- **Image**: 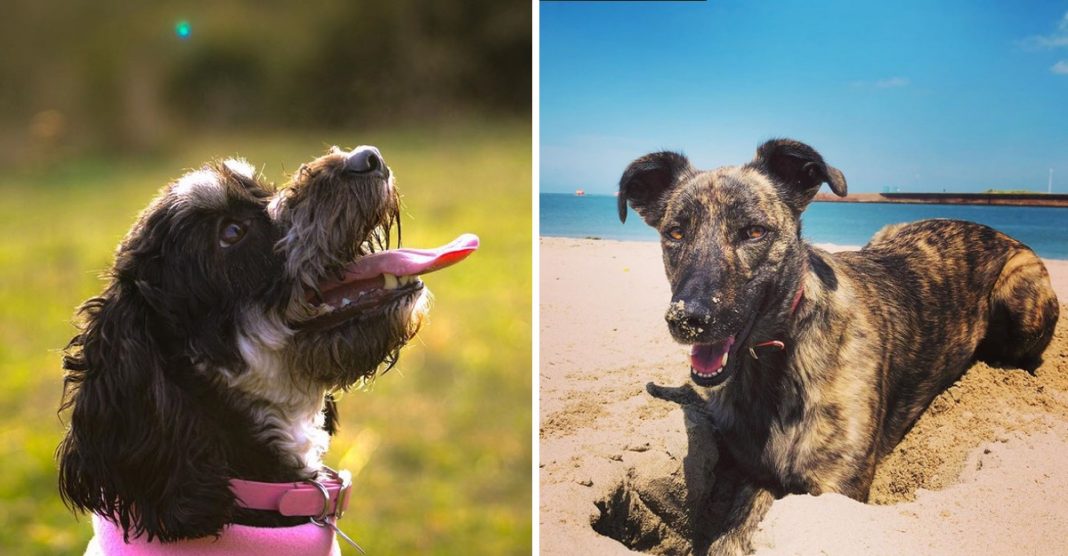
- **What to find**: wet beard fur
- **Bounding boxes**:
[287,288,430,388]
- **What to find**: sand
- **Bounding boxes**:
[539,237,1068,555]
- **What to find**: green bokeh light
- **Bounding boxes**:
[175,20,191,39]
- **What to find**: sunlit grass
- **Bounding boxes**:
[0,120,532,554]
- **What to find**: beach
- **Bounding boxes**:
[539,237,1068,555]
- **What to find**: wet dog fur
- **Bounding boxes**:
[619,139,1060,554]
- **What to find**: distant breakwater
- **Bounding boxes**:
[815,192,1068,208]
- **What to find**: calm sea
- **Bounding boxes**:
[540,193,1068,259]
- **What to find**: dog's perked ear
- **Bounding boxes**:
[618,151,693,227]
[752,139,847,213]
[58,282,233,542]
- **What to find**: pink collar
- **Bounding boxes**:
[229,467,352,520]
[87,513,341,556]
[85,468,355,555]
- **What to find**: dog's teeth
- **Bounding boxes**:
[721,352,729,367]
[341,298,351,307]
[383,273,399,290]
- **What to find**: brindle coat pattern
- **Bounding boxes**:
[619,139,1059,554]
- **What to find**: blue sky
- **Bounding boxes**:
[541,1,1068,194]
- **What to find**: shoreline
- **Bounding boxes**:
[539,234,1068,263]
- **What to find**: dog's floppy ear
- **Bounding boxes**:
[58,281,233,542]
[753,139,847,213]
[618,151,693,227]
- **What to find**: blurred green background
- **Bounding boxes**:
[0,1,531,554]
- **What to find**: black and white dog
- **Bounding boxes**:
[58,146,477,552]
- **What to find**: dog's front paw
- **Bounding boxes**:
[646,381,707,407]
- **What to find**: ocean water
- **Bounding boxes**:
[540,193,1068,259]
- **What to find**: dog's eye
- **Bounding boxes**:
[219,221,247,247]
[666,227,685,241]
[743,225,768,241]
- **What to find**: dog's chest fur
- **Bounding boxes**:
[707,243,1002,497]
[707,266,884,496]
[230,331,330,474]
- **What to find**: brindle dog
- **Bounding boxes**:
[618,139,1059,554]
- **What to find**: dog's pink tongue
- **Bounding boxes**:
[337,233,479,282]
[690,336,735,374]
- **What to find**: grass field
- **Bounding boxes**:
[0,120,532,554]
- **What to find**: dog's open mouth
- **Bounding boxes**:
[300,233,479,328]
[690,336,736,387]
[689,312,760,387]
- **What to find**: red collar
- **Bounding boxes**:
[230,467,352,520]
[748,279,805,358]
[789,282,804,315]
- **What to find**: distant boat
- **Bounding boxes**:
[575,189,585,196]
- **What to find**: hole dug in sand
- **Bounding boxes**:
[586,334,1068,556]
[590,387,723,556]
[590,470,691,554]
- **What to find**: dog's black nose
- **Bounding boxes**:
[665,300,713,340]
[344,146,387,177]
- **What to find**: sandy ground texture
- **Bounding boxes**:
[539,237,1068,556]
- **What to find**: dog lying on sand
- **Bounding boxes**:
[618,138,1059,554]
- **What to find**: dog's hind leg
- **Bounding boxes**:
[974,249,1059,373]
